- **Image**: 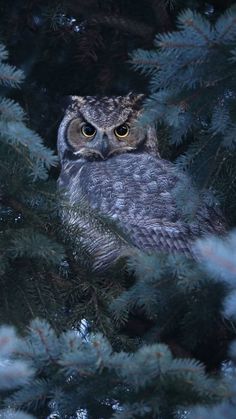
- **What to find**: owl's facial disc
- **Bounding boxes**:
[66,119,110,160]
[66,116,143,160]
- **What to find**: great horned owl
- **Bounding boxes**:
[57,93,225,271]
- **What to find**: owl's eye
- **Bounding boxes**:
[114,124,130,139]
[81,123,96,138]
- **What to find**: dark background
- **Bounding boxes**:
[1,0,234,156]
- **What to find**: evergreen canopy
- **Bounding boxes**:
[1,1,236,418]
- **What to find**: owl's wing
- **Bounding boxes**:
[117,208,226,256]
[120,218,193,255]
[61,154,226,264]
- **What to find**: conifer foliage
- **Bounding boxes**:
[131,6,236,224]
[0,44,65,328]
[0,318,227,418]
[0,324,35,419]
[1,2,236,418]
[190,231,236,418]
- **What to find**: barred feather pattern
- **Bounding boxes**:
[58,151,225,271]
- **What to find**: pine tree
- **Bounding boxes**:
[0,317,227,418]
[131,6,236,224]
[0,43,66,329]
[190,231,236,419]
[0,324,35,419]
[1,1,236,418]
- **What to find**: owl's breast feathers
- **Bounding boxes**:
[59,152,225,268]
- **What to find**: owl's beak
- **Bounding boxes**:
[99,134,110,159]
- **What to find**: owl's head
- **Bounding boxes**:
[58,93,158,162]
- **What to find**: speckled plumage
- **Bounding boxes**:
[58,94,225,271]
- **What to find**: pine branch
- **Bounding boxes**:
[0,43,9,61]
[0,63,24,87]
[88,14,154,39]
[216,6,236,42]
[0,326,34,395]
[8,228,65,265]
[130,49,160,75]
[0,98,26,122]
[194,231,236,283]
[0,319,228,417]
[0,410,35,419]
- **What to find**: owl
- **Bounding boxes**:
[57,93,225,271]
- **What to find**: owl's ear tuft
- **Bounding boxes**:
[70,95,85,103]
[126,92,146,109]
[62,96,86,113]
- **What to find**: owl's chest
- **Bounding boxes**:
[69,155,178,221]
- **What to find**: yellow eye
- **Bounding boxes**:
[114,124,130,139]
[81,123,96,138]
